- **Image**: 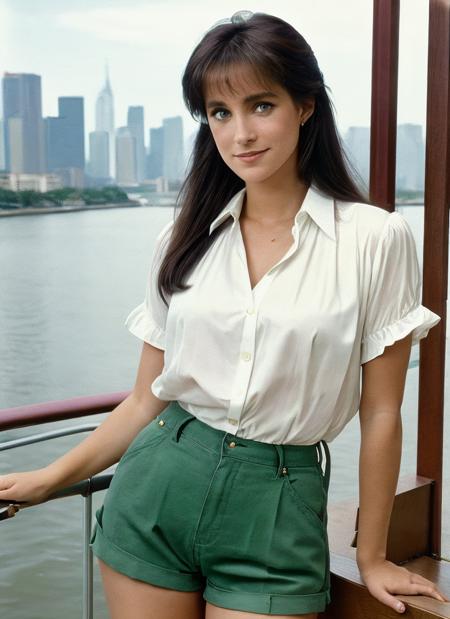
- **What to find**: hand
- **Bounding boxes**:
[0,468,56,508]
[358,558,450,613]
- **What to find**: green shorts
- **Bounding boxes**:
[90,401,331,615]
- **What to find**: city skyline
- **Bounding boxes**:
[1,0,430,142]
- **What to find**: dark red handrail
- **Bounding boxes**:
[0,391,131,431]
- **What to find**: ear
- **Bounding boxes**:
[299,97,315,124]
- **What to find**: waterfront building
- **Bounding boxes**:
[162,115,184,182]
[45,97,85,187]
[127,106,145,183]
[89,131,110,180]
[1,172,62,192]
[147,126,164,180]
[115,127,137,186]
[2,72,45,174]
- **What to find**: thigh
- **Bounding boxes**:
[205,603,317,619]
[98,558,206,619]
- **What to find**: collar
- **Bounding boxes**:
[208,183,336,241]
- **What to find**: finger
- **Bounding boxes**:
[409,583,448,602]
[371,588,406,614]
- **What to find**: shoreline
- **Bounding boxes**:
[0,199,423,218]
[0,201,144,217]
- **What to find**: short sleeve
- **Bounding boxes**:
[124,220,174,350]
[360,211,441,364]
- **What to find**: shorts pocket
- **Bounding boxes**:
[283,465,327,531]
[120,416,170,463]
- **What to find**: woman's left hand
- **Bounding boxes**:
[358,558,450,614]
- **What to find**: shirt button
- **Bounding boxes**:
[228,417,238,426]
[158,420,165,426]
[229,441,236,448]
[246,307,255,315]
[241,351,251,361]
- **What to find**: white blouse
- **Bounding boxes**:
[125,184,441,445]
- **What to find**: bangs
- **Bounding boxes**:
[183,36,282,124]
[203,60,277,104]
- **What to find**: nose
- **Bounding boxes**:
[234,113,256,145]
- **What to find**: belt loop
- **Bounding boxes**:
[316,441,323,470]
[274,444,285,478]
[171,413,196,443]
[320,440,331,494]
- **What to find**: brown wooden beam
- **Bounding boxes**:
[369,0,400,209]
[418,0,450,560]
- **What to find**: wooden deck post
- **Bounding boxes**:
[369,0,400,210]
[418,0,450,560]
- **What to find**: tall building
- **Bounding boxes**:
[89,130,110,180]
[127,106,145,182]
[343,126,370,187]
[0,120,5,170]
[115,126,137,186]
[95,66,115,178]
[344,124,425,192]
[396,124,424,191]
[162,116,184,181]
[45,97,85,184]
[2,72,45,173]
[147,126,164,179]
[58,97,85,169]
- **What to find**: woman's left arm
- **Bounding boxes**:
[357,332,449,614]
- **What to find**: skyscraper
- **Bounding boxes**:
[2,72,45,174]
[162,116,184,181]
[95,66,115,178]
[45,97,85,174]
[116,127,137,186]
[147,126,164,180]
[396,124,424,191]
[0,120,5,170]
[344,126,370,187]
[127,106,145,183]
[89,131,110,180]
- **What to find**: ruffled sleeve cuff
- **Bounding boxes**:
[360,304,441,365]
[124,302,166,350]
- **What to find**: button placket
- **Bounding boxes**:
[226,223,301,432]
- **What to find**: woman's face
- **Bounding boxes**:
[204,65,314,185]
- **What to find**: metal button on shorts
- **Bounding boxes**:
[90,401,331,616]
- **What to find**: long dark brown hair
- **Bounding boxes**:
[157,11,368,306]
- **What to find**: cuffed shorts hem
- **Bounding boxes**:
[203,579,331,615]
[90,519,204,592]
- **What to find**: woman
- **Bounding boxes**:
[0,10,447,619]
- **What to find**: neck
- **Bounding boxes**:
[242,178,309,226]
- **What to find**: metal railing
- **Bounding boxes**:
[0,391,131,619]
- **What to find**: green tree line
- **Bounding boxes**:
[0,186,130,209]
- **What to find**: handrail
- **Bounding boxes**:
[0,390,131,431]
[0,400,124,619]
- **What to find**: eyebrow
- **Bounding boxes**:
[206,91,279,109]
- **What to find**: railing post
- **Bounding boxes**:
[82,483,93,619]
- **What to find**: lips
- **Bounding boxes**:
[235,149,269,157]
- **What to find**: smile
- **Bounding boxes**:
[235,149,269,162]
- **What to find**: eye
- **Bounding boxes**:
[255,102,274,113]
[210,108,230,121]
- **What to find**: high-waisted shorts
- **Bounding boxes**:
[90,401,332,615]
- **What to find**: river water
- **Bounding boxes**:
[0,204,448,618]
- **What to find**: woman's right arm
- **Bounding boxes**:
[0,342,169,505]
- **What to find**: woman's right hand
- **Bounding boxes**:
[0,467,56,507]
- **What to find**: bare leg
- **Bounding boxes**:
[98,558,206,619]
[205,602,318,619]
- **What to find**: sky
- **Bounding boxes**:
[1,0,429,150]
